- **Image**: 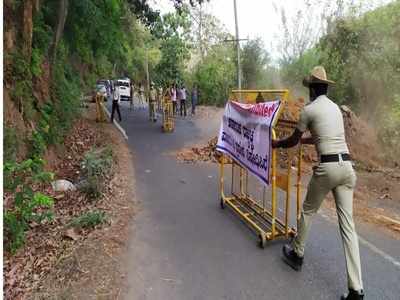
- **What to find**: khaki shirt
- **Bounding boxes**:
[150,88,157,102]
[297,95,349,155]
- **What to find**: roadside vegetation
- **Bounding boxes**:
[4,158,54,253]
[277,0,400,161]
[80,147,114,200]
[3,0,203,254]
[68,210,107,229]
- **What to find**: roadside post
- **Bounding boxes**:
[217,90,303,248]
[162,92,175,133]
[95,92,107,123]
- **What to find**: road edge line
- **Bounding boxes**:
[319,213,400,269]
[358,235,400,269]
[101,103,128,140]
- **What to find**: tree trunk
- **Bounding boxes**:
[34,0,40,13]
[22,0,34,59]
[21,0,40,59]
[51,0,69,64]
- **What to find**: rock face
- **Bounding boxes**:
[51,180,77,192]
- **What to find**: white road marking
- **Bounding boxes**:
[358,236,400,269]
[320,209,400,269]
[101,103,129,140]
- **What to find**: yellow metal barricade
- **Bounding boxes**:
[162,95,174,132]
[219,90,303,248]
[95,93,107,123]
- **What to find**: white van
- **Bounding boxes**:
[117,79,131,101]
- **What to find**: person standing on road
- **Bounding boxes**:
[149,83,157,122]
[106,80,113,103]
[138,82,145,109]
[191,84,198,115]
[156,86,162,112]
[272,66,364,300]
[180,85,187,117]
[176,84,181,114]
[130,80,134,110]
[111,81,122,122]
[171,83,177,116]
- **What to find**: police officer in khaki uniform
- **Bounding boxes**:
[272,66,364,300]
[149,83,157,122]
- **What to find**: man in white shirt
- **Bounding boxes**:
[171,84,177,115]
[180,85,187,117]
[111,81,122,122]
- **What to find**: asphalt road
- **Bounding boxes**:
[111,101,400,300]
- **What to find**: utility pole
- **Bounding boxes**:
[145,51,150,99]
[199,3,203,59]
[233,0,241,90]
[145,49,151,119]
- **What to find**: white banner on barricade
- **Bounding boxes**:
[216,100,281,185]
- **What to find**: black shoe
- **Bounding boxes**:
[341,289,364,300]
[282,244,303,271]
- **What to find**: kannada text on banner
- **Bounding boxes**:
[216,100,281,185]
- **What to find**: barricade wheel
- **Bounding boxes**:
[220,197,225,209]
[258,234,266,249]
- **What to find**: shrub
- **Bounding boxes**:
[68,210,107,229]
[4,125,19,162]
[4,158,54,253]
[28,130,46,158]
[380,94,400,163]
[30,48,43,77]
[52,42,82,135]
[80,147,113,199]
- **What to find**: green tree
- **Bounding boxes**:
[153,9,192,85]
[193,43,236,106]
[241,38,271,89]
[188,6,231,60]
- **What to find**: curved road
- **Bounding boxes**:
[112,101,400,300]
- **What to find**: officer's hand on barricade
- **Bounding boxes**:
[271,140,280,148]
[300,136,314,145]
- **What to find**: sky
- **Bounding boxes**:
[151,0,393,61]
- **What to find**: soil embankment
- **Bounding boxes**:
[4,104,136,299]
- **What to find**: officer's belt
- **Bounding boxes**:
[320,153,351,163]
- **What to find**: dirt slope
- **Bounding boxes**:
[4,105,136,299]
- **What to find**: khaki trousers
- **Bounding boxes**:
[149,101,157,121]
[293,160,363,291]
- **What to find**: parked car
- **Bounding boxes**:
[117,79,131,101]
[97,79,107,85]
[96,84,107,101]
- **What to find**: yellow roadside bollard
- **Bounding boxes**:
[95,92,107,123]
[218,89,303,248]
[162,92,174,132]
